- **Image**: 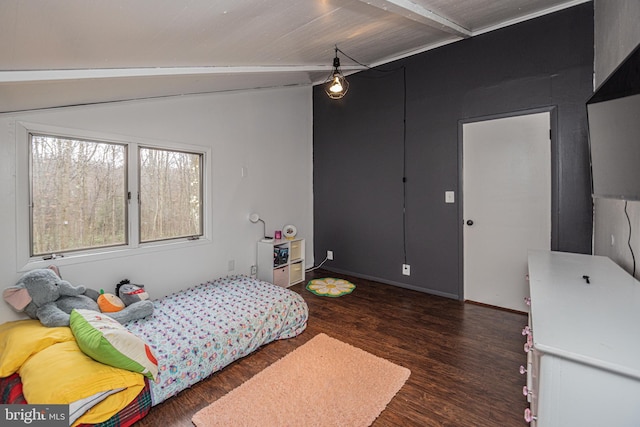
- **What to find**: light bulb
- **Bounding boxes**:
[329,76,343,93]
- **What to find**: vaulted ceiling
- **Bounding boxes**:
[0,0,590,113]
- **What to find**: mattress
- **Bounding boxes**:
[0,275,308,425]
[124,275,308,405]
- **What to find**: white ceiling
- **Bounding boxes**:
[0,0,590,113]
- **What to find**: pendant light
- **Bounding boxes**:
[324,46,349,100]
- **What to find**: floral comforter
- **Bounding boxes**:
[124,276,308,405]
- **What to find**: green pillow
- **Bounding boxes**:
[70,309,157,379]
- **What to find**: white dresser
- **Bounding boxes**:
[525,250,640,426]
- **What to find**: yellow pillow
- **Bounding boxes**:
[19,340,144,426]
[0,319,74,377]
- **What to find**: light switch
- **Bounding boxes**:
[445,191,455,203]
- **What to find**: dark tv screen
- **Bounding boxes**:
[587,42,640,200]
[588,93,640,200]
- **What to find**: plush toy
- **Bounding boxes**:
[115,279,149,306]
[97,289,125,313]
[3,268,153,327]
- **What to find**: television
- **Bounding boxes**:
[587,41,640,200]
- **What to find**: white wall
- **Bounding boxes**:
[0,86,314,324]
[593,1,640,275]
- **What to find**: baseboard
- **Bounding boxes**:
[319,267,460,300]
[464,299,527,315]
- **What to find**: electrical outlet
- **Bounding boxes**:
[250,265,257,275]
[327,250,334,260]
[402,264,410,276]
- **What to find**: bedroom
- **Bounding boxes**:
[1,0,639,426]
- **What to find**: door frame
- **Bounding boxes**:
[457,106,558,302]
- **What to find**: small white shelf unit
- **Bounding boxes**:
[257,238,305,287]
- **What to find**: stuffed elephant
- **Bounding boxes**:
[3,268,154,327]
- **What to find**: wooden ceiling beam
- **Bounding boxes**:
[358,0,471,38]
[0,65,366,84]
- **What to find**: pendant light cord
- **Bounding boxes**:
[334,46,408,265]
[401,66,407,265]
[335,46,403,74]
[335,46,371,70]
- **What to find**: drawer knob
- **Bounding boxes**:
[524,408,537,423]
[519,365,527,375]
[522,385,532,397]
[524,342,532,353]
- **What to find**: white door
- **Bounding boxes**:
[463,112,551,312]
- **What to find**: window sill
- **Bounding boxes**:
[19,237,212,273]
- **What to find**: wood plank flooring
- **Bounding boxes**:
[134,269,529,427]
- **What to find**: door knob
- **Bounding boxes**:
[466,220,474,226]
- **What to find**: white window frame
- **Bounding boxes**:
[16,121,212,272]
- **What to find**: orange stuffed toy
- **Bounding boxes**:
[97,289,125,313]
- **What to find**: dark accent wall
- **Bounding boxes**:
[313,3,594,298]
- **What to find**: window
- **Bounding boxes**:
[139,147,202,242]
[25,128,206,260]
[30,135,127,256]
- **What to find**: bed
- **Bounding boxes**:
[0,275,308,426]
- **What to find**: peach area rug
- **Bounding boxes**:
[192,333,411,427]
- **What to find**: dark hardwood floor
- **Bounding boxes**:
[135,269,529,427]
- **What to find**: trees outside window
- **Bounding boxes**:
[30,134,203,257]
[139,147,202,242]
